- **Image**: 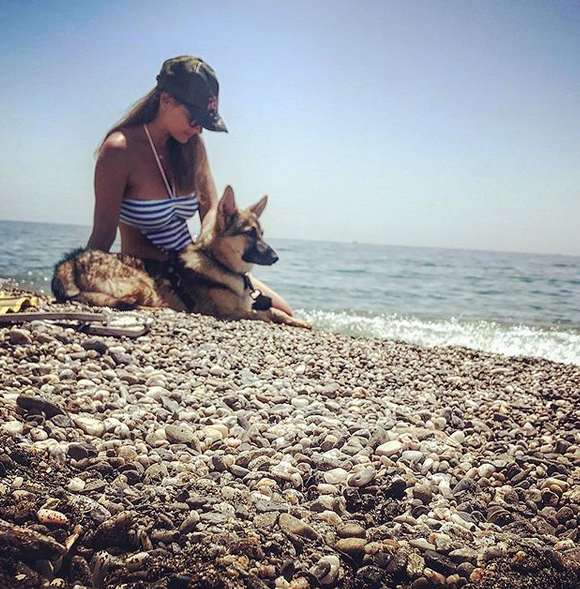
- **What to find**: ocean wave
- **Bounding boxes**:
[297,309,580,366]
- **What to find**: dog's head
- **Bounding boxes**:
[212,186,278,273]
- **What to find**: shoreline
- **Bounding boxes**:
[1,291,579,588]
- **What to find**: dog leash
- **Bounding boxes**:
[242,274,273,311]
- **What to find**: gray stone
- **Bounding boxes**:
[279,513,319,540]
[165,424,195,445]
[81,338,108,354]
[347,467,376,488]
[10,329,32,345]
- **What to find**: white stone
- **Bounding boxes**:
[319,555,341,585]
[324,468,349,485]
[317,510,343,527]
[376,440,402,457]
[126,551,150,571]
[401,450,424,463]
[30,428,48,441]
[478,463,495,478]
[450,431,466,444]
[2,420,24,435]
[75,416,105,437]
[271,461,299,480]
[438,479,453,498]
[67,477,86,492]
[203,426,225,442]
[290,397,310,409]
[77,379,97,388]
[103,417,122,432]
[146,386,169,400]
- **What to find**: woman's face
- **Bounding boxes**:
[161,93,203,143]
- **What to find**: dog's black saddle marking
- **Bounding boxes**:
[243,274,273,311]
[143,255,197,312]
[143,253,272,314]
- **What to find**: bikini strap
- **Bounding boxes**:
[143,124,175,198]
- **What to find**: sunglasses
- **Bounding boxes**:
[179,102,203,129]
[187,114,201,129]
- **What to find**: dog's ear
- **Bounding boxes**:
[249,195,268,219]
[218,186,237,228]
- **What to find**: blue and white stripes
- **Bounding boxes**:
[119,196,199,251]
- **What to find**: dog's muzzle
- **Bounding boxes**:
[243,242,279,266]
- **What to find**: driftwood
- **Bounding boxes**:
[0,311,107,324]
[0,311,149,338]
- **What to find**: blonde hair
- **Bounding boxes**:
[102,88,201,194]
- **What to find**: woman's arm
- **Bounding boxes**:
[250,275,294,315]
[87,132,129,251]
[194,136,218,223]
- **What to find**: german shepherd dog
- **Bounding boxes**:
[52,186,310,328]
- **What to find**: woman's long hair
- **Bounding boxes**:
[102,88,199,194]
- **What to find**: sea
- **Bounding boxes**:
[1,220,579,366]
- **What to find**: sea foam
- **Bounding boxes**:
[298,309,580,366]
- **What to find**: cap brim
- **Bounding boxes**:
[185,104,228,133]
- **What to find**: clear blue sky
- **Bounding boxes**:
[1,0,579,255]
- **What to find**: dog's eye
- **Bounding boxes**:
[245,227,258,237]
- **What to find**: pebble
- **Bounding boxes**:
[347,466,376,487]
[401,450,424,463]
[337,522,366,538]
[413,482,433,504]
[74,416,105,437]
[409,538,436,551]
[335,537,367,556]
[66,477,86,492]
[541,477,569,493]
[2,420,24,435]
[126,551,150,571]
[279,513,319,540]
[10,328,32,345]
[324,468,349,485]
[318,555,341,585]
[179,511,201,534]
[37,509,69,527]
[165,424,196,445]
[376,440,402,457]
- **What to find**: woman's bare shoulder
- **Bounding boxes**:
[97,131,136,171]
[100,131,129,154]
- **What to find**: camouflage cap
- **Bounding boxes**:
[156,55,227,132]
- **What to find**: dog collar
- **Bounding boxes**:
[196,249,272,311]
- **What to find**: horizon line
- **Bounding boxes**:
[1,218,578,259]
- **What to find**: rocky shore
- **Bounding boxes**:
[1,291,579,589]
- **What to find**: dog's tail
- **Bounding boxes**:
[51,247,85,301]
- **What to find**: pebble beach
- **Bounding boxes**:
[1,290,579,589]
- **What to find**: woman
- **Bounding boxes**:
[86,55,292,315]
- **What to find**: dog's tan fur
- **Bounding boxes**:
[52,186,310,328]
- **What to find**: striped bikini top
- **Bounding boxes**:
[118,125,199,252]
